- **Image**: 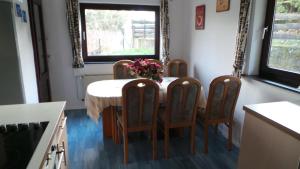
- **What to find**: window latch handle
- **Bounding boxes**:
[82,31,86,41]
[262,27,268,39]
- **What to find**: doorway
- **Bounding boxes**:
[28,0,51,102]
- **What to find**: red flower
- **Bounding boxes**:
[127,59,163,83]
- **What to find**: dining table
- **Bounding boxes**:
[85,77,207,142]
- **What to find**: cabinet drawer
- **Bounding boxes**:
[53,114,67,144]
[51,113,68,169]
[57,114,68,169]
[57,127,68,169]
[57,139,68,169]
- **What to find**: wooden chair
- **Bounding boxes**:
[147,59,163,67]
[167,59,188,77]
[117,79,160,164]
[158,77,201,159]
[199,75,241,154]
[113,60,134,79]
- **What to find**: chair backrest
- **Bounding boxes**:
[147,59,163,67]
[113,60,134,79]
[205,75,241,122]
[122,79,159,129]
[165,77,201,125]
[167,59,188,77]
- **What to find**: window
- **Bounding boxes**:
[260,0,300,88]
[80,4,160,62]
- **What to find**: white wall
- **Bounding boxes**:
[183,0,300,146]
[13,0,39,103]
[168,0,185,58]
[79,0,159,5]
[42,0,185,109]
[42,0,81,109]
[243,0,267,75]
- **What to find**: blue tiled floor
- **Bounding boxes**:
[65,110,239,169]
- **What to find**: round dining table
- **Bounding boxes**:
[85,77,207,141]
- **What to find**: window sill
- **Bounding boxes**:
[84,61,115,65]
[245,75,300,94]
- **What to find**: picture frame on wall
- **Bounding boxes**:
[195,5,205,30]
[22,10,27,23]
[15,4,22,17]
[216,0,230,12]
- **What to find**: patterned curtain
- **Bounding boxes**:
[160,0,170,66]
[232,0,252,78]
[66,0,84,68]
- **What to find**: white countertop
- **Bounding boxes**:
[243,101,300,140]
[0,101,66,169]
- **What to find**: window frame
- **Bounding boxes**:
[259,0,300,88]
[79,3,160,63]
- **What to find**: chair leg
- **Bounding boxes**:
[190,126,196,154]
[203,124,209,154]
[123,132,129,164]
[214,124,218,134]
[178,128,184,138]
[117,122,121,144]
[227,124,233,151]
[152,128,157,160]
[149,130,152,140]
[164,127,169,159]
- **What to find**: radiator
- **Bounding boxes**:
[77,74,113,101]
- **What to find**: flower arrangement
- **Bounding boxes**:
[127,59,163,83]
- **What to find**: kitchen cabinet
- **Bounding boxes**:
[0,102,68,169]
[42,112,69,169]
[238,101,300,169]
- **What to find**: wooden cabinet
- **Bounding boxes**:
[55,113,69,169]
[0,101,67,169]
[42,112,69,169]
[238,101,300,169]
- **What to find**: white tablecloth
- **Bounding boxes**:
[85,77,207,121]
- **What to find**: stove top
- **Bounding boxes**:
[0,122,49,169]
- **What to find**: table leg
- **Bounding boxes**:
[102,107,113,138]
[111,106,120,144]
[102,106,120,144]
[170,128,184,137]
[177,128,184,138]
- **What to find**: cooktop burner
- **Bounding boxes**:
[0,122,49,169]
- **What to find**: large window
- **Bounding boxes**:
[80,4,160,62]
[260,0,300,88]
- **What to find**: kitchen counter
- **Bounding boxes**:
[243,101,300,140]
[238,101,300,169]
[0,101,66,169]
